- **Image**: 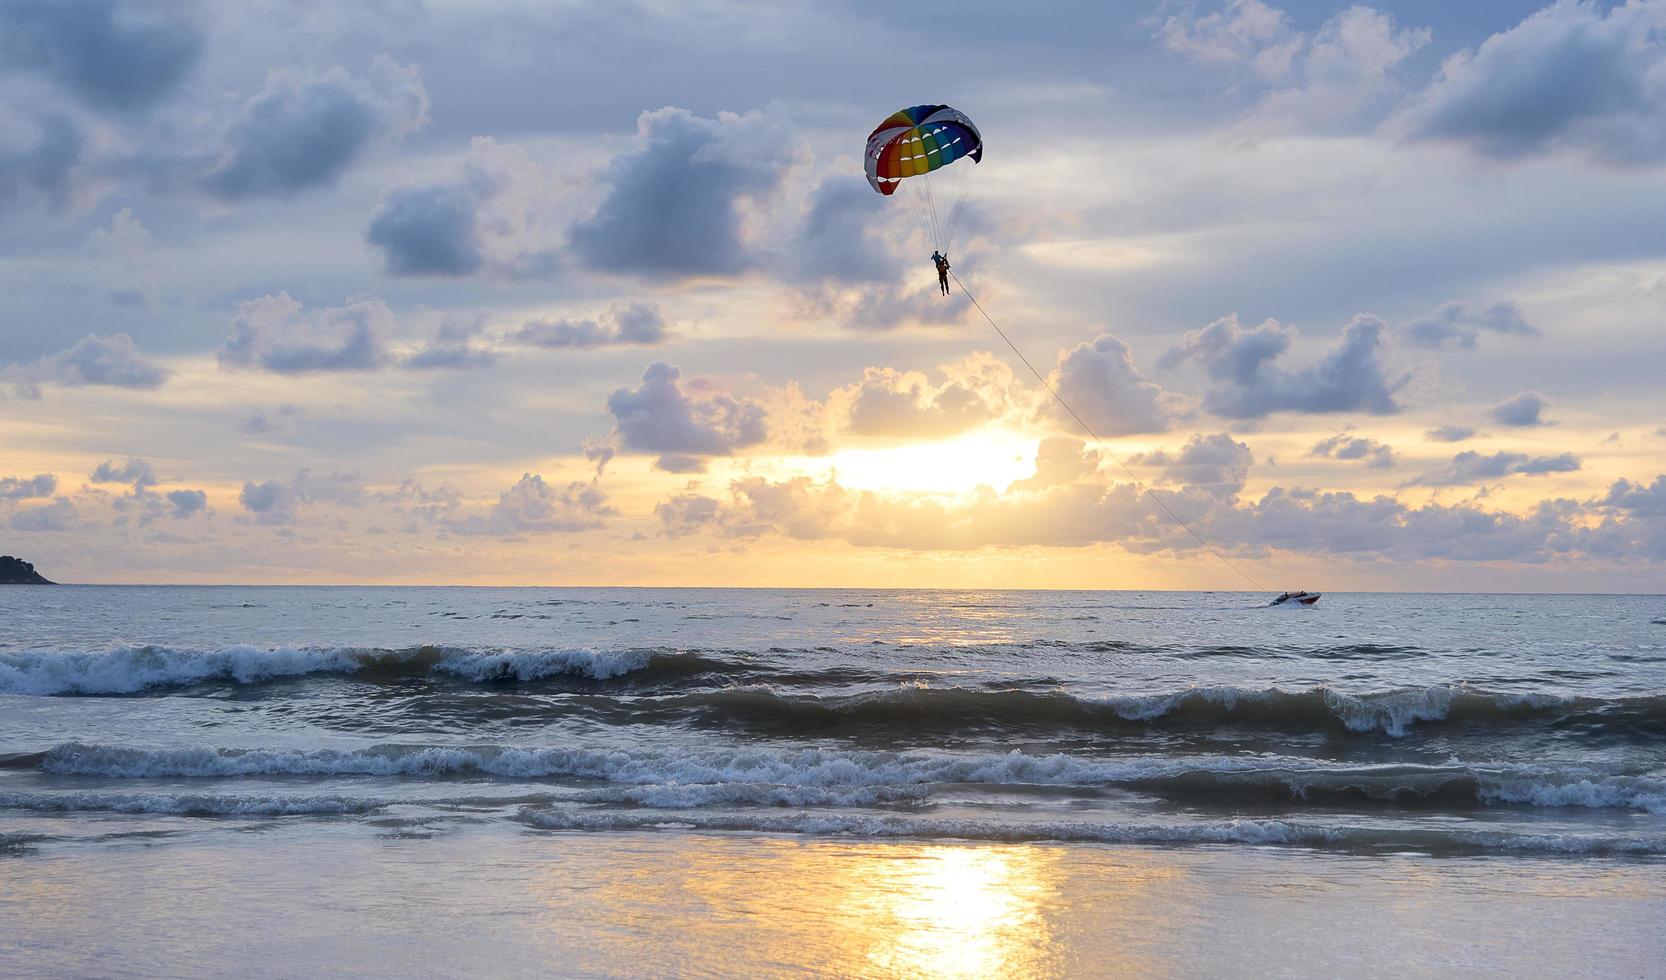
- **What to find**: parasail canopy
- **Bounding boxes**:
[865,104,983,196]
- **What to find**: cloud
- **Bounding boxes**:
[1490,389,1554,427]
[366,182,484,276]
[1161,313,1402,419]
[651,458,1665,565]
[439,473,613,537]
[90,457,156,490]
[238,403,302,435]
[1396,0,1666,165]
[1160,0,1302,80]
[1008,437,1102,493]
[0,0,202,114]
[205,57,428,199]
[239,468,363,525]
[789,172,896,285]
[0,473,56,499]
[1246,5,1430,132]
[164,488,207,519]
[1398,300,1539,351]
[1046,333,1188,436]
[1165,3,1428,133]
[836,353,1017,439]
[3,333,169,397]
[8,497,78,532]
[1604,475,1666,518]
[1131,432,1255,497]
[366,137,558,278]
[403,313,498,370]
[605,362,768,471]
[511,302,670,349]
[218,293,393,374]
[1408,449,1582,487]
[0,111,82,210]
[569,106,806,278]
[1426,424,1477,443]
[1308,432,1398,468]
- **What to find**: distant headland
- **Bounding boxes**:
[0,556,54,584]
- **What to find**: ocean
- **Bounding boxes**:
[2,587,1664,977]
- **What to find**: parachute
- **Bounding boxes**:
[865,104,983,255]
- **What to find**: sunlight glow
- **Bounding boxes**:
[812,430,1039,497]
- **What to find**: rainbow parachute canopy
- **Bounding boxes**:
[865,104,983,196]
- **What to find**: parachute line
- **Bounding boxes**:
[948,270,1268,593]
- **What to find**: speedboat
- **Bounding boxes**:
[1270,591,1321,606]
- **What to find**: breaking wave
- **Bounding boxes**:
[512,808,1666,856]
[20,742,1665,814]
[659,684,1666,739]
[0,644,749,695]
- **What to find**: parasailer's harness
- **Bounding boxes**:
[950,269,1269,593]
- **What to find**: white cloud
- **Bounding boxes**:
[1046,333,1188,436]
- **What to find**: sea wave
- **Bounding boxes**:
[658,684,1666,739]
[0,791,385,816]
[22,742,1666,814]
[512,808,1666,856]
[0,644,743,695]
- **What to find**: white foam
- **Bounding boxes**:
[0,791,384,816]
[0,645,362,695]
[0,644,661,695]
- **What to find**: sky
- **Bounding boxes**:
[1,0,1663,589]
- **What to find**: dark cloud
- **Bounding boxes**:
[365,182,484,276]
[605,362,768,471]
[8,497,77,532]
[569,106,805,278]
[164,488,207,519]
[90,457,155,489]
[1604,475,1666,518]
[0,0,202,114]
[365,138,555,278]
[1048,333,1187,436]
[403,314,497,370]
[0,112,81,210]
[3,333,169,397]
[1426,424,1476,443]
[1408,449,1581,487]
[238,403,302,435]
[206,58,428,199]
[789,173,894,284]
[1397,1,1666,165]
[1161,314,1402,419]
[440,473,613,537]
[239,468,363,525]
[511,302,670,349]
[1398,300,1538,350]
[1308,432,1398,468]
[218,293,393,374]
[1490,389,1553,427]
[0,473,56,499]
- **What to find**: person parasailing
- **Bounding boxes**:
[865,102,1314,606]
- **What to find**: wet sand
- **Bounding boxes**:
[3,823,1662,978]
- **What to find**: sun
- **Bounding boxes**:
[812,429,1039,497]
